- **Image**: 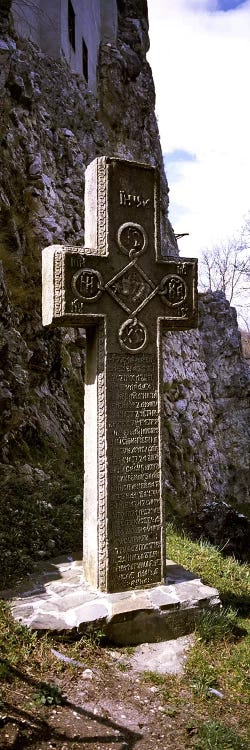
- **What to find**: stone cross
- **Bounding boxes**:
[42,157,198,594]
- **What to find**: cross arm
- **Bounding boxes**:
[42,244,112,328]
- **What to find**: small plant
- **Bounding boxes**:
[196,606,238,643]
[0,660,12,682]
[117,662,129,672]
[185,651,218,697]
[191,720,248,749]
[0,602,38,668]
[141,670,166,686]
[33,682,63,706]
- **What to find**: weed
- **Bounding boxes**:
[166,523,250,608]
[117,662,129,672]
[196,606,238,643]
[0,661,12,682]
[33,682,63,707]
[0,601,38,668]
[120,645,136,656]
[191,720,248,749]
[141,671,166,686]
[185,644,219,697]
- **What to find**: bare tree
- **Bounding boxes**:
[199,236,250,328]
[199,237,249,304]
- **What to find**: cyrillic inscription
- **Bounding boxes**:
[107,354,162,591]
[119,190,150,208]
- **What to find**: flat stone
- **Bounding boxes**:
[149,587,180,609]
[7,556,220,643]
[73,602,109,627]
[28,613,71,631]
[170,581,219,607]
[120,635,194,675]
[166,560,198,583]
[108,595,154,622]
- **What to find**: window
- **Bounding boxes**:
[82,37,88,81]
[68,0,75,51]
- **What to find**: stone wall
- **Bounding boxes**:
[0,1,249,584]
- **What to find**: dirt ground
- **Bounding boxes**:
[0,656,196,750]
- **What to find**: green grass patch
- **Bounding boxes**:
[166,523,250,612]
[191,720,248,749]
[195,606,239,643]
[141,670,167,686]
[166,523,250,744]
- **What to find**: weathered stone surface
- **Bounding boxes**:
[42,156,198,593]
[113,635,194,675]
[6,556,220,645]
[162,292,250,537]
[199,292,250,518]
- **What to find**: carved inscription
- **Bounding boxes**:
[107,354,162,591]
[117,222,148,256]
[72,269,103,302]
[119,190,150,208]
[118,319,148,353]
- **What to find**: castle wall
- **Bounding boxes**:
[12,0,118,92]
[60,0,101,90]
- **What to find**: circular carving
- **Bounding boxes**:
[118,318,148,353]
[72,268,103,302]
[117,222,148,257]
[159,275,187,306]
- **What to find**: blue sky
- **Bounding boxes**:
[147,0,250,257]
[216,1,247,10]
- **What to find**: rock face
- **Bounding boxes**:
[0,2,249,585]
[163,291,250,559]
[199,292,250,517]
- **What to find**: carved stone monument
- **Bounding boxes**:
[42,157,198,594]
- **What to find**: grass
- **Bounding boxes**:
[166,523,250,612]
[141,523,250,745]
[191,720,249,749]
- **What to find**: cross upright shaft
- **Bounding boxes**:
[42,156,198,593]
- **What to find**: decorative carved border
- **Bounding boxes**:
[97,320,107,590]
[154,170,161,260]
[54,250,64,317]
[97,157,107,255]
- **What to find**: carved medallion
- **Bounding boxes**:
[117,222,148,257]
[118,318,148,353]
[72,268,103,302]
[159,275,187,307]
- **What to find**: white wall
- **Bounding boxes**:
[60,0,101,91]
[39,0,61,59]
[12,0,118,94]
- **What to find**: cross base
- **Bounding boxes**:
[9,556,220,645]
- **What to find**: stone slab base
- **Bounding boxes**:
[4,558,220,646]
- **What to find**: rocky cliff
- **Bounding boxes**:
[0,2,249,586]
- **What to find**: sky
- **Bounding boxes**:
[147,0,250,258]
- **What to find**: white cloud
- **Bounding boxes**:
[147,0,250,256]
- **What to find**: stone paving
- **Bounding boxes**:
[3,557,220,646]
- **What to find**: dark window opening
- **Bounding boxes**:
[68,0,75,51]
[82,37,88,81]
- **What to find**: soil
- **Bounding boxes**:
[0,655,194,750]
